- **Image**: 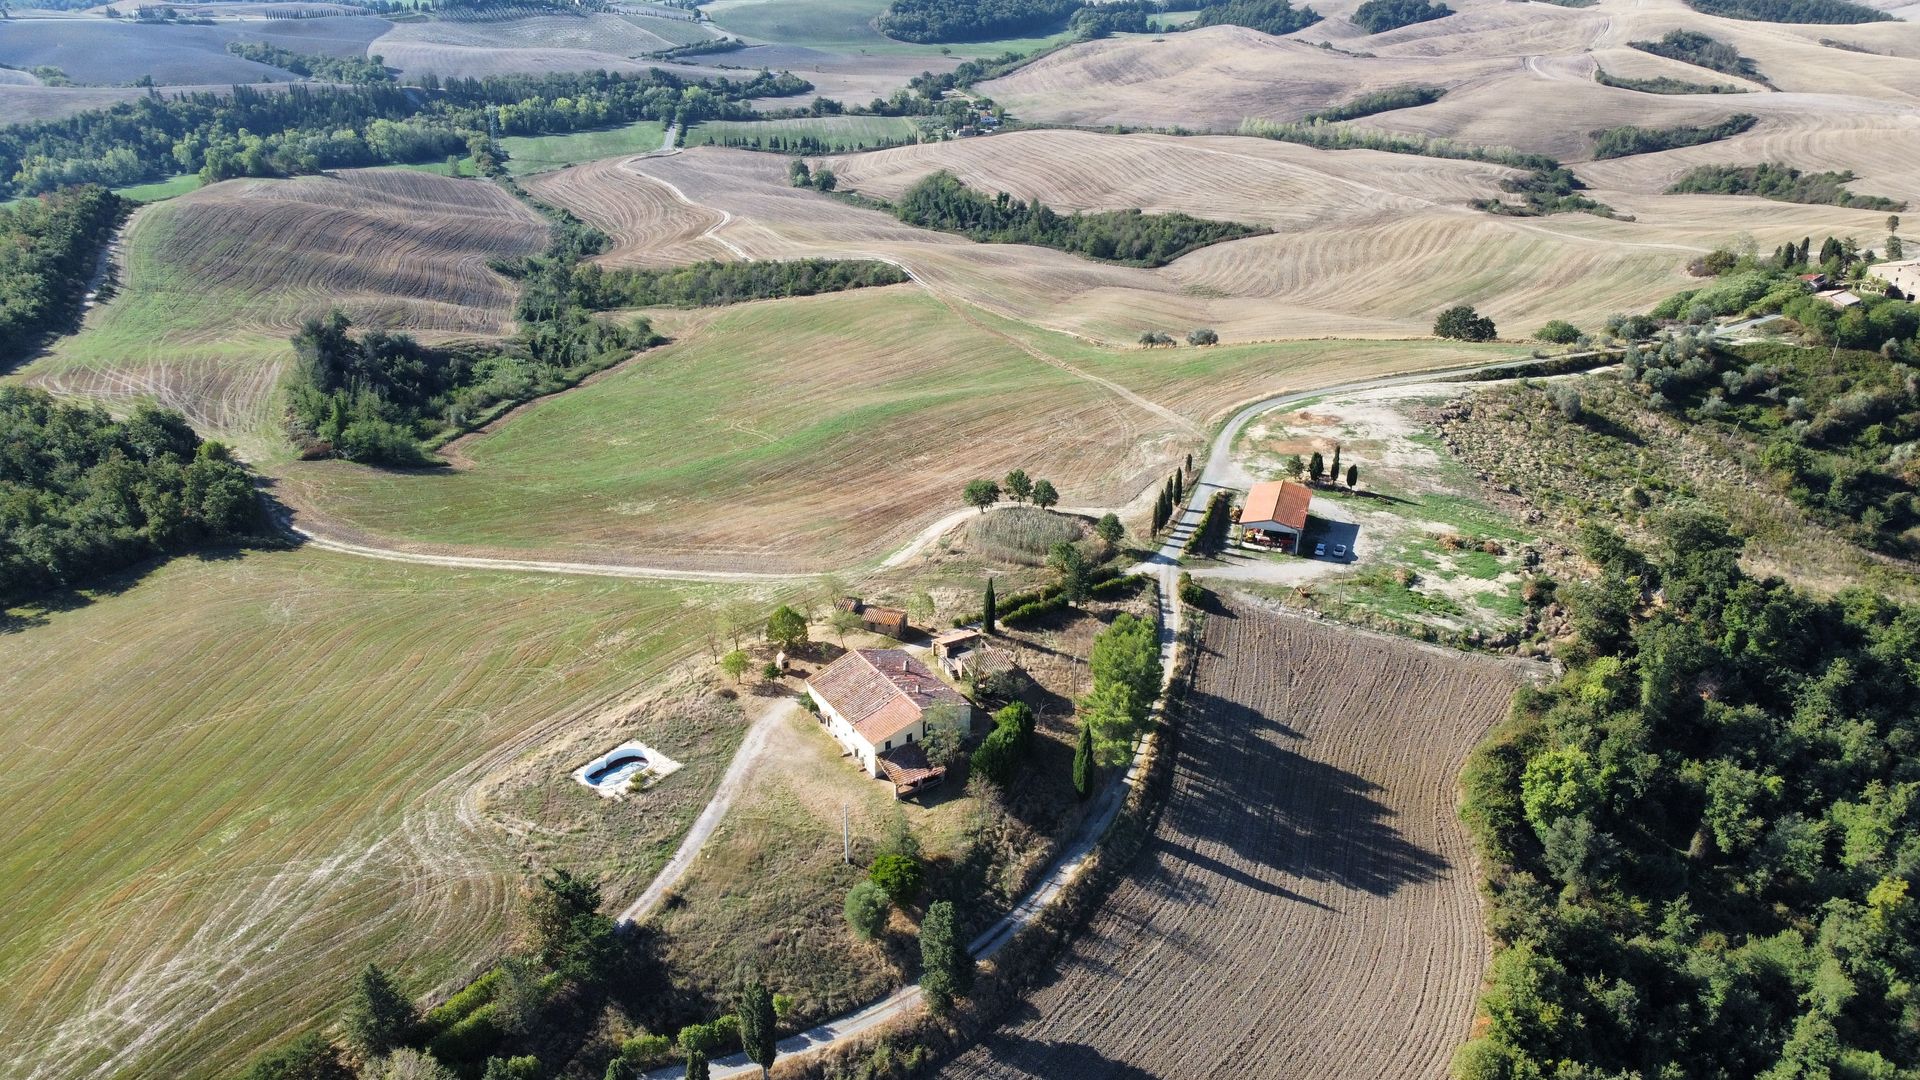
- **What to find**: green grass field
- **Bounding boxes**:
[0,548,769,1080]
[113,173,202,203]
[684,114,924,152]
[391,121,668,179]
[273,287,1155,570]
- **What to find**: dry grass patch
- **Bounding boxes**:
[0,548,770,1080]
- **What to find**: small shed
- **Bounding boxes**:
[837,597,910,639]
[1239,479,1312,552]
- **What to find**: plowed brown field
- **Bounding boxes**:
[941,598,1521,1079]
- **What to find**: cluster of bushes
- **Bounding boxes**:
[1620,332,1920,553]
[1628,29,1768,81]
[1682,0,1890,21]
[1,387,260,606]
[1076,612,1162,772]
[224,41,394,83]
[1590,113,1757,159]
[646,37,747,60]
[1301,84,1445,124]
[970,701,1038,785]
[1189,0,1324,34]
[1595,69,1747,94]
[0,184,124,365]
[572,258,908,309]
[894,171,1268,268]
[0,68,810,199]
[1474,166,1614,217]
[1667,162,1906,211]
[1456,517,1920,1078]
[963,564,1139,628]
[1350,0,1452,33]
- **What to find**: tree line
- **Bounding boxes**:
[1350,0,1453,33]
[1456,515,1920,1079]
[1628,29,1768,83]
[1682,0,1890,21]
[0,387,259,606]
[1595,69,1748,95]
[0,183,124,366]
[1301,84,1446,124]
[1667,163,1905,212]
[223,41,395,84]
[875,0,1082,42]
[894,171,1267,269]
[0,67,810,199]
[1590,114,1757,159]
[1189,0,1324,34]
[569,258,908,310]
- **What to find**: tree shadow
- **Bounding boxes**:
[1164,686,1451,898]
[952,1020,1162,1079]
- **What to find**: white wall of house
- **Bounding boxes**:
[805,685,943,776]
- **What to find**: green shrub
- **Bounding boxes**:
[421,968,500,1033]
[426,1002,503,1066]
[1534,319,1581,344]
[1178,571,1205,606]
[868,853,924,905]
[844,880,891,939]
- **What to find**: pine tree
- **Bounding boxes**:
[344,963,416,1059]
[1073,723,1094,799]
[983,577,996,633]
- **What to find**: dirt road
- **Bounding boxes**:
[938,598,1522,1078]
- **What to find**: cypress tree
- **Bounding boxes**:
[1347,464,1358,489]
[982,577,996,633]
[1073,723,1094,799]
[1330,444,1341,482]
[1171,469,1183,504]
[740,980,777,1079]
[1309,451,1325,482]
[919,901,972,1015]
[685,1049,709,1080]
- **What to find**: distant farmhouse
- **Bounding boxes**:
[1871,259,1920,299]
[807,648,970,797]
[1236,479,1313,552]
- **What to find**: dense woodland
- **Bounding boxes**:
[1682,0,1891,20]
[1350,0,1454,33]
[222,42,395,84]
[1457,516,1920,1079]
[1590,114,1757,159]
[0,68,809,199]
[1188,0,1324,34]
[893,171,1267,268]
[572,258,908,309]
[0,184,124,366]
[1668,164,1905,211]
[0,387,259,606]
[875,0,1081,42]
[1629,29,1768,82]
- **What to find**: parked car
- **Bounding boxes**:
[1313,542,1326,557]
[1332,544,1348,558]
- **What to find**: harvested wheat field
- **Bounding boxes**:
[271,287,1194,572]
[0,548,770,1080]
[18,168,545,449]
[524,155,737,269]
[942,598,1523,1079]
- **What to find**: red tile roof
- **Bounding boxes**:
[1241,480,1311,531]
[808,649,968,745]
[877,744,946,789]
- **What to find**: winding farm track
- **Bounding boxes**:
[938,598,1523,1079]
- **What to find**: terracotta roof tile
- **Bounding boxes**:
[1242,480,1311,531]
[808,649,968,745]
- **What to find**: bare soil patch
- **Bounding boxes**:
[940,597,1521,1079]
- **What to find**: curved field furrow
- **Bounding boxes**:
[942,598,1520,1080]
[524,156,735,268]
[17,168,546,450]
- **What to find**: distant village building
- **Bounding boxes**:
[807,648,970,797]
[1870,259,1920,300]
[1236,479,1313,552]
[836,597,910,639]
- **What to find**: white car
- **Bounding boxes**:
[1313,542,1326,557]
[1332,544,1348,559]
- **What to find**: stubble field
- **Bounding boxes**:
[0,549,771,1080]
[941,597,1522,1078]
[16,168,546,451]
